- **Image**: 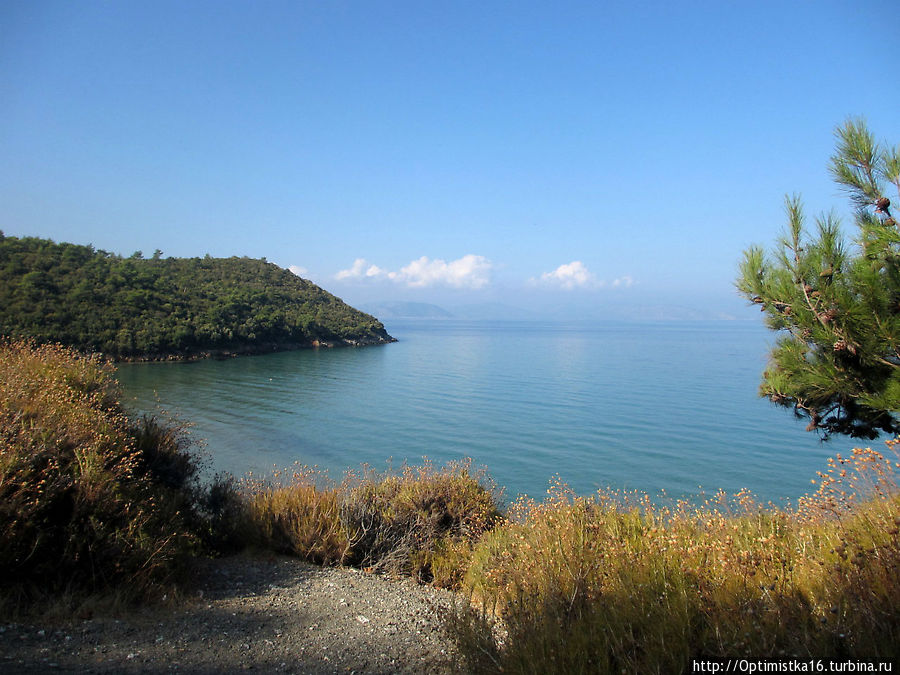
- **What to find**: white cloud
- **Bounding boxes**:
[365,263,389,278]
[288,265,308,277]
[335,254,493,289]
[335,258,366,280]
[535,261,597,290]
[335,258,389,280]
[396,254,492,289]
[531,262,635,291]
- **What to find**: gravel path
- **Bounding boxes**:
[0,554,460,674]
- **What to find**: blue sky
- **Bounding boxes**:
[2,1,898,318]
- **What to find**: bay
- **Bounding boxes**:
[114,319,862,504]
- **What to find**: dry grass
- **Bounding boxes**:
[340,461,501,582]
[450,442,900,672]
[239,467,350,565]
[0,340,205,613]
[228,460,502,583]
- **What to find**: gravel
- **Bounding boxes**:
[0,554,461,674]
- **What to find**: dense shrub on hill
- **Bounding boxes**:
[0,233,393,359]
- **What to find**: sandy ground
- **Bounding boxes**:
[0,554,460,674]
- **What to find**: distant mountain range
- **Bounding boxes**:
[359,301,455,319]
[362,299,738,322]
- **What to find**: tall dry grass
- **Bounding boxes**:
[449,442,900,672]
[226,460,502,585]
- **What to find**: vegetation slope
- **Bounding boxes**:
[0,232,394,360]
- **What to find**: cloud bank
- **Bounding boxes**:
[336,254,493,289]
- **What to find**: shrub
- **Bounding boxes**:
[339,460,501,581]
[0,340,204,608]
[221,459,502,584]
[0,337,502,606]
[197,473,253,554]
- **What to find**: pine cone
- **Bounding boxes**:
[875,197,891,212]
[820,309,837,324]
[774,302,791,314]
[833,339,847,352]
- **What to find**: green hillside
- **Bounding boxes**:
[0,233,394,359]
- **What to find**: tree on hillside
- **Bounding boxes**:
[737,119,900,438]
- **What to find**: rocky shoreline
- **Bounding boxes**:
[112,335,398,363]
[0,554,458,674]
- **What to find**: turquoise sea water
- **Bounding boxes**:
[115,320,863,504]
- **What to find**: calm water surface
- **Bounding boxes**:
[115,320,859,503]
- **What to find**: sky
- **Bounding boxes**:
[2,1,899,319]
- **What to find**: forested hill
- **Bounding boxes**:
[0,233,395,360]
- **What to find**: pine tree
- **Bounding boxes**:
[737,119,900,438]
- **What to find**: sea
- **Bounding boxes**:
[114,319,868,505]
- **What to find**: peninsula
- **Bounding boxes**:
[0,233,395,360]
